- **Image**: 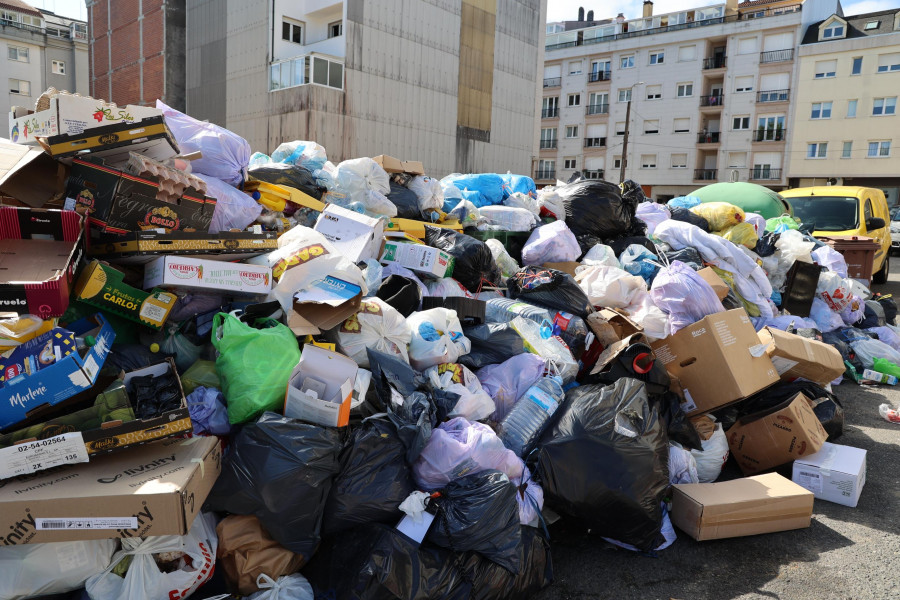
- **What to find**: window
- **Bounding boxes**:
[588,92,608,110]
[538,159,555,176]
[615,122,626,136]
[734,76,754,93]
[644,119,659,134]
[807,142,827,158]
[620,55,635,69]
[678,45,696,61]
[649,50,665,65]
[873,97,897,115]
[851,57,863,75]
[673,117,690,133]
[727,152,748,168]
[646,85,661,100]
[814,60,836,78]
[618,88,632,102]
[732,116,749,130]
[671,153,687,169]
[328,21,342,38]
[757,115,785,140]
[811,102,832,119]
[564,158,577,169]
[677,83,693,97]
[613,156,623,169]
[569,60,583,75]
[540,128,557,148]
[568,93,581,106]
[8,79,30,96]
[565,125,579,138]
[591,60,611,75]
[822,22,844,38]
[282,19,304,44]
[641,154,657,169]
[865,21,879,30]
[7,45,28,62]
[842,141,853,158]
[868,141,892,157]
[737,37,757,54]
[51,60,65,75]
[877,52,900,72]
[847,99,857,118]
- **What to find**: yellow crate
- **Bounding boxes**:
[244,181,326,213]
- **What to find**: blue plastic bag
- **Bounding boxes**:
[667,195,701,210]
[620,244,660,286]
[443,174,505,207]
[187,386,231,435]
[500,173,537,199]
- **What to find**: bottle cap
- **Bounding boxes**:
[84,335,95,347]
[149,343,160,353]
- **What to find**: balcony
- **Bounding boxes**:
[694,169,718,181]
[539,139,558,149]
[750,168,782,180]
[753,128,787,142]
[543,77,561,88]
[700,94,725,107]
[535,170,557,180]
[703,56,727,70]
[757,89,790,103]
[586,103,609,115]
[698,132,721,144]
[760,49,794,63]
[583,169,605,180]
[584,137,607,148]
[541,107,559,119]
[588,70,612,83]
[270,53,344,91]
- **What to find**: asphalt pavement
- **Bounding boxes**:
[534,260,900,600]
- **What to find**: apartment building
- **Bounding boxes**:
[2,0,88,119]
[538,0,837,200]
[182,0,546,177]
[788,9,900,207]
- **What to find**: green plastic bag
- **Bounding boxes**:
[212,313,301,424]
[874,357,900,379]
[181,360,221,395]
[765,215,800,232]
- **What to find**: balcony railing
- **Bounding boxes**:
[700,94,725,107]
[757,89,790,103]
[698,132,721,144]
[583,169,605,179]
[703,56,727,69]
[541,107,559,119]
[584,137,607,148]
[539,139,558,149]
[586,103,609,115]
[543,77,561,88]
[750,168,782,180]
[760,49,794,63]
[588,70,612,83]
[535,170,556,180]
[753,128,787,142]
[694,168,718,181]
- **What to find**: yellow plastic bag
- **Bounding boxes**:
[711,266,760,317]
[690,202,745,231]
[715,222,758,249]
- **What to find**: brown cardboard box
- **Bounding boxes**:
[671,473,814,541]
[726,392,828,475]
[651,309,779,416]
[758,327,845,385]
[373,155,403,173]
[542,262,581,277]
[697,267,729,300]
[0,436,221,545]
[402,160,425,175]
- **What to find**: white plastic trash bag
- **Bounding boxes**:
[512,466,545,526]
[668,443,699,485]
[689,417,729,483]
[623,292,671,341]
[635,202,671,236]
[197,173,263,234]
[478,205,538,232]
[503,192,540,217]
[809,298,845,332]
[650,261,725,334]
[576,265,647,309]
[579,244,621,269]
[247,573,314,600]
[812,246,849,279]
[86,512,218,600]
[334,158,390,196]
[537,186,564,219]
[335,298,411,368]
[0,539,117,600]
[816,270,853,312]
[426,278,474,299]
[486,238,520,279]
[407,308,471,370]
[521,220,580,265]
[407,176,444,215]
[425,363,496,422]
[744,213,766,236]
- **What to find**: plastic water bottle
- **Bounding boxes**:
[498,375,565,457]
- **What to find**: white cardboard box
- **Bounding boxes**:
[792,442,867,508]
[380,240,453,278]
[284,345,358,427]
[313,204,385,264]
[143,255,272,296]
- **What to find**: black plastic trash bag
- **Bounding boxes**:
[304,524,553,600]
[387,181,422,219]
[321,416,416,536]
[507,266,593,318]
[424,226,501,293]
[248,163,324,199]
[663,247,704,271]
[459,322,524,370]
[669,206,711,232]
[754,231,780,257]
[608,235,655,258]
[537,378,669,552]
[558,179,636,242]
[724,381,844,441]
[620,179,648,204]
[205,412,342,558]
[659,392,702,451]
[872,292,898,325]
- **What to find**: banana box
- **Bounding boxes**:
[0,327,76,384]
[74,261,176,330]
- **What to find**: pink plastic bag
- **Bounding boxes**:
[477,353,546,421]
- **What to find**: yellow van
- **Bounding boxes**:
[781,186,890,284]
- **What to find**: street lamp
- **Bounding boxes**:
[619,81,644,184]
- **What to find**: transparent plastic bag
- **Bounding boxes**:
[447,199,483,228]
[840,295,866,326]
[486,238,520,279]
[181,359,220,395]
[407,308,471,370]
[715,222,758,249]
[426,278,473,299]
[504,191,540,217]
[775,229,815,265]
[407,176,444,214]
[521,220,580,265]
[336,298,411,368]
[851,337,900,368]
[812,246,849,279]
[334,158,390,196]
[476,352,547,421]
[810,298,845,332]
[249,152,271,169]
[271,140,328,172]
[425,363,496,422]
[478,205,538,232]
[635,202,671,236]
[198,173,262,233]
[509,316,577,383]
[362,259,383,296]
[620,244,660,285]
[247,574,314,600]
[580,244,621,269]
[0,539,117,600]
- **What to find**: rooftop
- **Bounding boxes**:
[0,0,41,18]
[802,8,900,44]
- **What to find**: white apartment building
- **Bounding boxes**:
[538,0,839,201]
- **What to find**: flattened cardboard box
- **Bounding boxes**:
[88,228,278,264]
[651,309,779,416]
[671,473,814,541]
[758,327,845,386]
[0,436,221,545]
[726,392,828,475]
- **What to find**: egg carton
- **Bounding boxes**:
[125,152,207,203]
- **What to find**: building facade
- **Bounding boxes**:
[539,0,840,201]
[181,0,545,177]
[788,9,900,207]
[2,0,88,118]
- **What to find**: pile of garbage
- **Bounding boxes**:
[0,89,887,600]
